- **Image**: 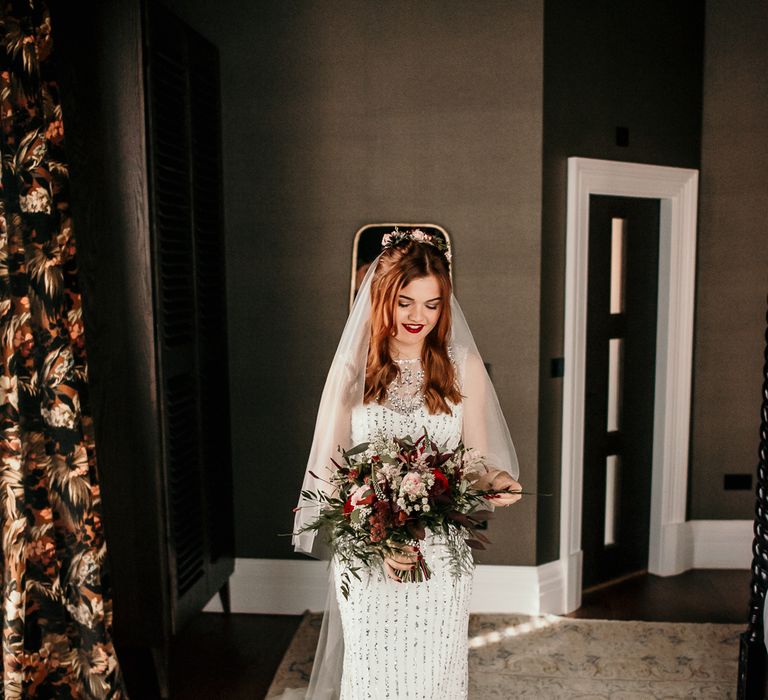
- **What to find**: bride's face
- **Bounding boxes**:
[391,274,443,355]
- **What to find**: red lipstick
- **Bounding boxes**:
[403,324,424,334]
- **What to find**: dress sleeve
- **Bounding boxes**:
[292,357,356,557]
[460,348,519,479]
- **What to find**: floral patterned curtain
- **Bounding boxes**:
[0,2,126,697]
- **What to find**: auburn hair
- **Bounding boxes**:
[364,240,461,414]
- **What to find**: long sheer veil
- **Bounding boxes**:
[271,251,519,699]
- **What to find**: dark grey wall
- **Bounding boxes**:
[537,0,705,562]
[159,0,759,568]
[163,0,544,565]
[689,0,768,519]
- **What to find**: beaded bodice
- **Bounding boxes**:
[383,357,425,414]
[351,351,465,448]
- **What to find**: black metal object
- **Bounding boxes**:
[738,296,768,699]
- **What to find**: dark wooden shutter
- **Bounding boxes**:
[146,1,234,629]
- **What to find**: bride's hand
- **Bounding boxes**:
[488,471,523,507]
[383,545,418,582]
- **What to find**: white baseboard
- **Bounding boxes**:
[690,519,752,569]
[652,519,752,573]
[470,564,539,613]
[205,520,752,616]
[203,558,563,616]
[205,558,331,614]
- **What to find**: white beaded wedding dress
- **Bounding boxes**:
[283,247,519,700]
[334,356,472,699]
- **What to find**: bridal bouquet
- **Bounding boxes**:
[295,432,505,599]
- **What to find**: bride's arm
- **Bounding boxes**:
[461,350,522,507]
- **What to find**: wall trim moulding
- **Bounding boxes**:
[203,522,750,617]
[560,157,699,613]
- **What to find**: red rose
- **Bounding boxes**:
[431,469,450,495]
[356,488,375,507]
[351,485,375,507]
[343,497,354,516]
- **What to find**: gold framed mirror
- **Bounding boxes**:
[350,223,452,309]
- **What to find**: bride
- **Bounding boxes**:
[282,230,521,699]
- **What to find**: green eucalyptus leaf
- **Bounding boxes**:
[344,442,371,457]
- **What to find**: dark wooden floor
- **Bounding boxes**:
[117,613,303,700]
[568,568,750,623]
[117,569,750,700]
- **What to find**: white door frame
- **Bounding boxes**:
[559,157,699,613]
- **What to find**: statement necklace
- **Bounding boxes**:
[386,357,425,415]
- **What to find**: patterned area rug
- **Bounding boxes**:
[267,613,742,699]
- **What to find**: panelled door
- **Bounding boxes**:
[581,195,660,590]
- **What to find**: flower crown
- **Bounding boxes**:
[380,227,452,262]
